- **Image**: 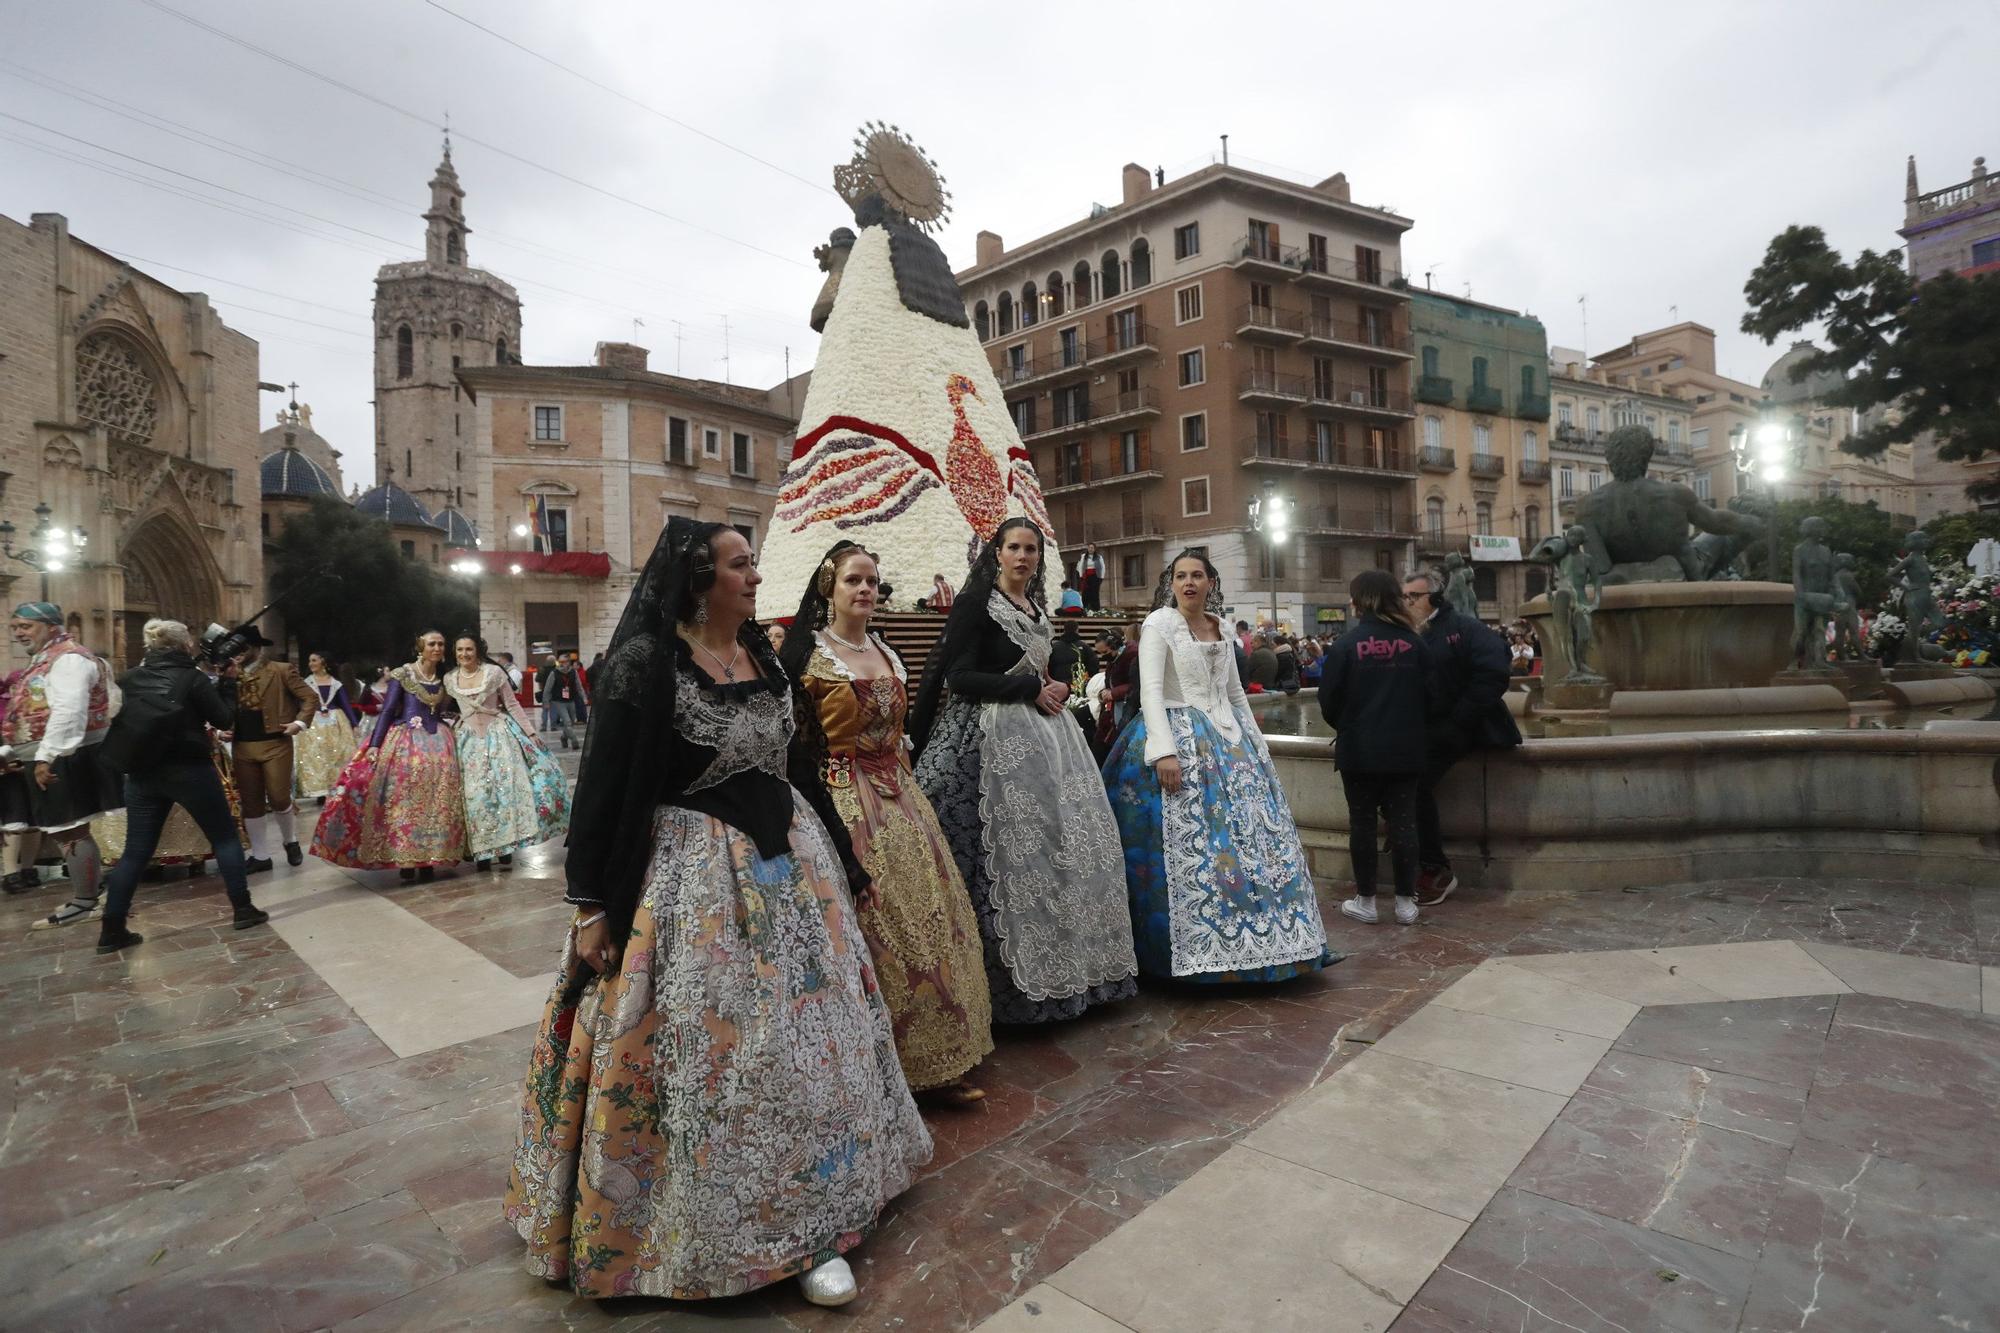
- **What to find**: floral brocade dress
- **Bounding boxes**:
[446,664,569,859]
[293,679,360,800]
[504,633,930,1299]
[309,667,467,868]
[801,635,993,1091]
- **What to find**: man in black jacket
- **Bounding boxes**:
[1403,569,1522,904]
[94,619,269,954]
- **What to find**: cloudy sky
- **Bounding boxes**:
[5,0,1991,476]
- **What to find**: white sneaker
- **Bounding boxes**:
[1394,895,1420,925]
[800,1256,857,1307]
[1339,895,1378,924]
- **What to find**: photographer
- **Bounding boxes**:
[94,619,268,953]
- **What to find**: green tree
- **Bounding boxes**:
[1919,510,2000,566]
[266,497,479,668]
[1741,226,2000,501]
[1736,496,1903,607]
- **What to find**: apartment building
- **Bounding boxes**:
[1408,291,1553,619]
[955,162,1415,630]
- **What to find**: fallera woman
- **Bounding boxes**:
[446,633,568,870]
[293,652,361,802]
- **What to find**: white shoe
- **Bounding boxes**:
[1339,895,1378,924]
[1394,895,1420,925]
[800,1256,857,1307]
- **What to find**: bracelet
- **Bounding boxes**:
[573,910,606,931]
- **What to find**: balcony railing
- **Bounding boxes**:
[1301,315,1413,354]
[1553,424,1607,454]
[1059,514,1165,547]
[1304,506,1420,538]
[1466,385,1504,414]
[1099,321,1158,357]
[1469,452,1507,479]
[1242,435,1302,464]
[1416,375,1453,405]
[1238,369,1310,401]
[1296,251,1405,290]
[1236,302,1307,337]
[1024,387,1160,441]
[1419,530,1472,555]
[1046,436,1160,491]
[1518,458,1552,483]
[1518,391,1551,421]
[1307,381,1414,416]
[1231,234,1302,270]
[1419,446,1456,472]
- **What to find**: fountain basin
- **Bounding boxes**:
[1520,581,1794,691]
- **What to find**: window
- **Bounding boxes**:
[1375,548,1397,573]
[1475,500,1493,536]
[1471,356,1489,389]
[1054,383,1088,427]
[1182,476,1210,517]
[1173,221,1199,260]
[1256,538,1288,581]
[1180,412,1207,452]
[1557,401,1573,427]
[1311,420,1335,463]
[1312,357,1335,401]
[1020,281,1039,328]
[1178,348,1205,387]
[974,301,990,341]
[400,539,416,559]
[1423,415,1442,449]
[1307,233,1328,272]
[406,448,412,477]
[996,291,1014,335]
[1644,414,1658,431]
[703,426,722,459]
[1058,442,1085,487]
[542,507,570,554]
[1692,426,1711,452]
[534,404,562,441]
[495,336,508,364]
[1247,218,1277,259]
[454,414,460,437]
[1474,566,1497,602]
[1585,406,1601,433]
[732,431,753,477]
[1473,423,1492,456]
[1354,244,1383,284]
[1073,260,1093,307]
[1559,465,1575,498]
[1100,249,1122,299]
[1010,398,1036,436]
[1524,504,1541,543]
[1421,346,1441,379]
[1122,554,1146,588]
[1175,283,1203,324]
[1523,429,1539,463]
[1006,343,1027,382]
[1058,326,1082,367]
[1118,429,1143,473]
[1112,308,1142,351]
[1318,541,1340,580]
[668,416,690,463]
[1045,271,1065,317]
[396,324,413,379]
[1694,471,1712,500]
[732,521,756,547]
[1249,280,1274,313]
[1130,238,1152,288]
[446,230,462,263]
[1588,470,1603,491]
[1520,364,1536,399]
[1973,236,2000,267]
[1425,496,1445,541]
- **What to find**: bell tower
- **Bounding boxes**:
[372,138,522,523]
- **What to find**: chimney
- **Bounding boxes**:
[595,341,650,372]
[1121,163,1152,206]
[975,230,1005,266]
[1316,172,1352,202]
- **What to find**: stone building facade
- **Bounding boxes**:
[1546,349,1696,535]
[373,144,521,525]
[955,162,1415,631]
[0,211,261,665]
[1408,291,1553,620]
[456,342,802,660]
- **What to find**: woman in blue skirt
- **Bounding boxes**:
[1103,549,1337,983]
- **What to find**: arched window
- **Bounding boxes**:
[446,230,462,263]
[996,291,1015,335]
[1046,270,1065,317]
[1585,405,1601,433]
[396,324,413,379]
[1522,429,1539,463]
[1475,500,1493,535]
[1130,238,1152,288]
[974,301,990,341]
[1524,504,1542,544]
[1020,281,1039,327]
[450,322,463,341]
[1100,249,1122,299]
[1073,260,1093,307]
[1425,495,1445,541]
[1421,345,1439,377]
[495,335,509,364]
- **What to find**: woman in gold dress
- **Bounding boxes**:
[780,541,994,1105]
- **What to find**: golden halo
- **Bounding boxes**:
[833,121,952,233]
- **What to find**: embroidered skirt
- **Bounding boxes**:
[503,796,931,1299]
[308,722,466,868]
[293,710,358,800]
[0,740,124,834]
[456,713,569,858]
[1104,706,1336,983]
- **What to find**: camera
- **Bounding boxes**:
[199,621,265,666]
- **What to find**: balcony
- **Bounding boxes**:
[1518,458,1552,483]
[1419,530,1472,555]
[1419,446,1456,473]
[1096,321,1158,368]
[1305,381,1415,419]
[1237,369,1310,404]
[1095,386,1161,428]
[1235,302,1307,340]
[1553,424,1607,454]
[1294,251,1408,297]
[1241,436,1307,469]
[1466,384,1504,414]
[1299,506,1420,539]
[1020,387,1160,443]
[1300,315,1414,357]
[1230,233,1302,276]
[999,341,1097,391]
[1518,391,1551,421]
[1469,452,1507,479]
[1044,437,1163,495]
[1059,514,1166,548]
[1416,375,1454,405]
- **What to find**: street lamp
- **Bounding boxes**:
[1727,400,1805,578]
[1249,488,1292,630]
[0,503,90,600]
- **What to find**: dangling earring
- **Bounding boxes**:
[693,596,709,626]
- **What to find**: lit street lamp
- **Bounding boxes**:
[1249,488,1291,630]
[1728,400,1805,578]
[0,503,90,601]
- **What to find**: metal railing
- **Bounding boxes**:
[1236,302,1308,336]
[1232,234,1302,268]
[1238,369,1310,399]
[1469,452,1507,478]
[1418,446,1456,471]
[1466,385,1504,413]
[1416,375,1453,404]
[1297,250,1404,288]
[1518,458,1552,482]
[1302,315,1413,352]
[1308,381,1414,414]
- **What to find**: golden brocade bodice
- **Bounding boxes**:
[802,640,910,799]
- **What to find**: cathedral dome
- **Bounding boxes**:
[1760,341,1845,406]
[433,506,478,547]
[260,441,341,499]
[354,480,440,529]
[257,410,344,493]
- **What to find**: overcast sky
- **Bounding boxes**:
[5,0,1992,474]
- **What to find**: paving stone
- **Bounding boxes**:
[1372,1004,1612,1096]
[1612,995,1837,1088]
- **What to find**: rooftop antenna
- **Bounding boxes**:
[632,316,645,343]
[721,315,732,384]
[1424,264,1442,290]
[1578,294,1589,360]
[672,320,685,374]
[1669,304,1679,321]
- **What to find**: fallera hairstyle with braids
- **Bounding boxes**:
[908,516,1051,755]
[777,539,877,686]
[1349,568,1414,629]
[1150,547,1226,614]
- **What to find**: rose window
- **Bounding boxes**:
[75,333,160,445]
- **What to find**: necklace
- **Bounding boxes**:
[824,624,870,654]
[688,635,743,682]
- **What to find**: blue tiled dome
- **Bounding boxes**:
[259,444,340,499]
[434,506,478,547]
[354,481,438,528]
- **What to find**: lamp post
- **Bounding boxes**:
[1249,488,1291,630]
[1727,399,1805,579]
[0,503,89,601]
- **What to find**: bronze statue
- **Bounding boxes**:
[1830,552,1864,660]
[1572,427,1765,583]
[1889,531,1944,664]
[1789,516,1848,667]
[1442,551,1478,617]
[1531,524,1604,683]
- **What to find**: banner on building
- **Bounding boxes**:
[1470,535,1523,562]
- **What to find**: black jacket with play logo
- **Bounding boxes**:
[1317,615,1441,775]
